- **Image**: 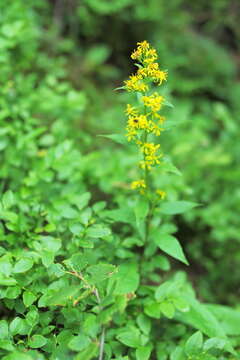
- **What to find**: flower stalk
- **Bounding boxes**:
[124,41,168,243]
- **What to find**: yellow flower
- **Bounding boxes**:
[124,75,148,92]
[126,127,137,141]
[148,121,163,136]
[131,179,146,192]
[156,189,166,200]
[131,41,150,61]
[154,70,168,85]
[124,41,169,180]
[142,93,164,113]
[127,114,149,130]
[139,142,162,169]
[126,104,138,117]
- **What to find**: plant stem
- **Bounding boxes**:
[65,272,106,360]
[94,288,106,360]
[98,326,105,360]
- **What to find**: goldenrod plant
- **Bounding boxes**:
[0,1,239,355]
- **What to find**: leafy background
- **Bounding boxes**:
[0,0,240,359]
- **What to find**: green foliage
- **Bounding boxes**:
[0,0,239,359]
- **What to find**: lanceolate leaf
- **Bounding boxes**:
[98,134,128,145]
[154,233,189,265]
[160,201,199,215]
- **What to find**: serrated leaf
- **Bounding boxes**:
[45,286,80,306]
[114,263,139,294]
[87,264,116,283]
[67,253,88,272]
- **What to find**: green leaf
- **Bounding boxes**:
[0,255,12,276]
[26,308,39,326]
[114,263,139,294]
[86,225,111,238]
[23,291,37,307]
[136,314,151,335]
[144,302,161,319]
[46,286,80,306]
[74,342,98,360]
[160,201,199,215]
[98,134,128,145]
[41,250,54,267]
[136,345,152,360]
[2,190,15,209]
[155,234,189,265]
[0,320,8,339]
[5,286,21,299]
[69,223,84,235]
[13,258,33,273]
[170,347,185,360]
[176,297,235,355]
[28,334,47,348]
[0,276,17,286]
[0,339,14,351]
[204,337,226,351]
[68,334,90,351]
[60,206,78,219]
[76,192,91,210]
[87,264,116,283]
[161,159,182,176]
[206,304,240,336]
[40,236,61,252]
[104,208,135,225]
[185,331,203,356]
[2,352,32,360]
[159,301,175,319]
[9,317,24,335]
[67,253,88,272]
[155,281,175,302]
[117,328,142,348]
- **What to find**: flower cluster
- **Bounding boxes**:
[124,41,167,198]
[124,41,167,93]
[131,179,146,194]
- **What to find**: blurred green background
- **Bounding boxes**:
[1,0,240,305]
